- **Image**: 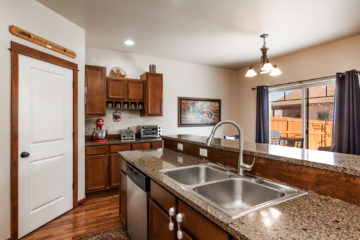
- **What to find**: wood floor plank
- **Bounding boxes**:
[21,190,121,239]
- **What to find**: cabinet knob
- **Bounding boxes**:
[168,207,176,231]
[176,213,185,239]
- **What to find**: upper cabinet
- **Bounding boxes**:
[128,79,144,101]
[141,72,163,116]
[107,78,127,100]
[85,65,106,116]
[107,78,144,101]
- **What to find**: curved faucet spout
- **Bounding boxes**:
[206,120,255,175]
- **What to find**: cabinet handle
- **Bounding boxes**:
[176,213,185,240]
[168,207,176,231]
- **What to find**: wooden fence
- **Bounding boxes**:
[271,117,333,150]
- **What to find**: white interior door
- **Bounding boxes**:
[18,54,73,238]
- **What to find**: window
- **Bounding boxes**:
[269,80,335,150]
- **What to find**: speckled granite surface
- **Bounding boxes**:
[85,138,161,146]
[162,134,360,177]
[120,148,360,240]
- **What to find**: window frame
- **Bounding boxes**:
[268,77,335,149]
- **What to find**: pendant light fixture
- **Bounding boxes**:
[245,34,282,77]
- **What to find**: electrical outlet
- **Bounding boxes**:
[177,143,183,151]
[199,148,208,157]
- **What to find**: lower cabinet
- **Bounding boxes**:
[110,154,121,188]
[119,169,127,227]
[85,141,163,193]
[149,199,176,240]
[85,154,109,192]
[149,180,230,240]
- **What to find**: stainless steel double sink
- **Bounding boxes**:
[159,164,307,219]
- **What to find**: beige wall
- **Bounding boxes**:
[0,1,86,239]
[237,34,360,142]
[85,47,240,138]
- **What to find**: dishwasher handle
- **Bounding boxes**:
[126,163,150,192]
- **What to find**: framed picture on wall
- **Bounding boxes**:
[178,97,221,127]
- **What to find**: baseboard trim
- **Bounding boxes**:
[78,197,86,205]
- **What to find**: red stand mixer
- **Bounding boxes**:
[92,118,108,142]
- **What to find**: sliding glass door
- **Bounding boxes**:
[269,79,335,150]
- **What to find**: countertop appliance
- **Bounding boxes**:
[137,125,162,139]
[126,163,150,240]
[120,128,135,141]
[92,118,108,142]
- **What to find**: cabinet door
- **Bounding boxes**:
[142,73,163,116]
[85,155,109,192]
[85,65,106,116]
[132,142,151,150]
[120,171,127,227]
[107,78,127,99]
[110,154,121,188]
[127,80,144,101]
[178,200,229,240]
[149,199,176,240]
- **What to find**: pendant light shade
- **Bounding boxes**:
[260,62,273,72]
[269,65,282,76]
[245,67,257,77]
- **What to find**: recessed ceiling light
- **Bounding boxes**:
[124,39,135,46]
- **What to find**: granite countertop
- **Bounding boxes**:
[85,137,162,146]
[119,148,360,240]
[162,135,360,177]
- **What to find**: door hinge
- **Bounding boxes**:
[72,132,74,139]
[72,81,75,88]
[72,183,75,190]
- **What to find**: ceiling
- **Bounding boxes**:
[38,0,360,69]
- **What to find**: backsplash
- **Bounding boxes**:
[85,109,161,135]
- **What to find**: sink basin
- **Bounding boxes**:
[159,164,307,218]
[193,178,284,213]
[160,165,230,186]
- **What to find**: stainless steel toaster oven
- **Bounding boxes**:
[136,125,162,138]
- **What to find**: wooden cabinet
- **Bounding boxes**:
[85,154,109,192]
[85,141,161,193]
[141,72,163,116]
[149,199,176,240]
[85,65,106,116]
[127,79,144,100]
[132,142,151,150]
[107,78,127,100]
[107,78,144,101]
[178,200,229,240]
[149,180,230,240]
[120,169,127,227]
[110,154,121,188]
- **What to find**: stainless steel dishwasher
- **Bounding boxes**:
[126,163,150,240]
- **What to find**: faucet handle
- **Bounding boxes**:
[240,156,255,171]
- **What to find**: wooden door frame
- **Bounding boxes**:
[9,41,79,240]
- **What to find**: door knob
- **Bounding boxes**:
[20,152,30,158]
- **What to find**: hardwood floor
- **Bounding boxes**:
[21,190,122,240]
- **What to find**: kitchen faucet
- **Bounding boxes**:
[206,120,255,175]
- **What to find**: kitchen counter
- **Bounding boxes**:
[119,148,360,240]
[162,135,360,177]
[85,137,162,146]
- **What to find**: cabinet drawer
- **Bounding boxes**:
[151,141,163,149]
[110,144,131,153]
[86,145,109,155]
[150,180,176,212]
[132,142,151,150]
[120,157,127,173]
[178,200,229,240]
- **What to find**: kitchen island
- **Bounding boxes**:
[119,148,360,240]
